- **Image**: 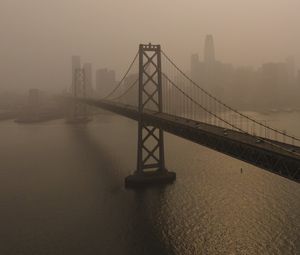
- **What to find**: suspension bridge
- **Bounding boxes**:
[68,43,300,187]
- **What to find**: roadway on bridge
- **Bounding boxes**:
[83,98,300,162]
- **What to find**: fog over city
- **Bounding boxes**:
[1,2,300,255]
[1,0,300,93]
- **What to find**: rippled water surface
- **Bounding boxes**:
[0,112,299,254]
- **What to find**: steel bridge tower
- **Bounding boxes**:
[67,68,90,123]
[125,43,176,187]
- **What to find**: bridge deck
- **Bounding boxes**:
[159,111,300,160]
[80,98,300,183]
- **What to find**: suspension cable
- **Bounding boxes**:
[110,78,139,101]
[103,51,138,99]
[162,73,242,132]
[162,72,300,157]
[161,50,300,143]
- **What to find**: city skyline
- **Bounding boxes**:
[1,0,300,92]
[1,2,300,254]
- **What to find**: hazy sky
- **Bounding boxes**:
[1,0,300,92]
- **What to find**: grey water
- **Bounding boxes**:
[0,112,299,255]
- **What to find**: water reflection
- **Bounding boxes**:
[0,113,299,254]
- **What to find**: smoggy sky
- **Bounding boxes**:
[1,0,300,92]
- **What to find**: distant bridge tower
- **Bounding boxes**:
[67,68,90,123]
[125,43,176,187]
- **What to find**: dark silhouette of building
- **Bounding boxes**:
[83,63,94,97]
[204,34,216,65]
[190,34,232,98]
[189,35,300,110]
[259,62,289,107]
[72,56,81,93]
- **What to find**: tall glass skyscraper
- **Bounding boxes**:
[204,34,215,65]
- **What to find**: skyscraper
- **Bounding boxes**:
[83,63,93,97]
[72,56,81,93]
[204,34,215,65]
[72,56,81,76]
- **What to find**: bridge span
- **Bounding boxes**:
[79,98,300,184]
[69,43,300,186]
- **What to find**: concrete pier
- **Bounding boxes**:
[125,170,176,188]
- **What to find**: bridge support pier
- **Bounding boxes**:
[125,170,176,187]
[125,43,176,188]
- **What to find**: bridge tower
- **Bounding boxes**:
[67,68,90,123]
[125,43,176,187]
